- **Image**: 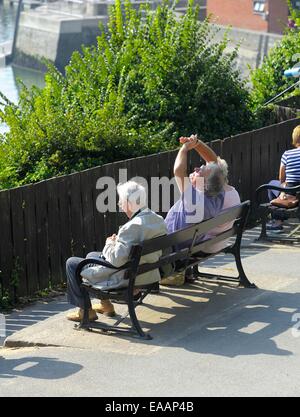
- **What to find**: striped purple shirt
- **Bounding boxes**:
[281,148,300,184]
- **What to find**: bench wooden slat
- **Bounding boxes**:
[189,227,236,255]
[141,202,248,256]
[136,228,236,276]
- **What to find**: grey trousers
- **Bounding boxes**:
[66,251,102,309]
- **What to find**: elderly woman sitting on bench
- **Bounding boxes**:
[265,124,300,232]
[162,135,240,285]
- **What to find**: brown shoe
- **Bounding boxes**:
[92,300,116,317]
[66,308,98,322]
[160,273,185,286]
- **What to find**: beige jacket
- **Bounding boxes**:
[81,208,167,289]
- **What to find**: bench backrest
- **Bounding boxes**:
[129,201,250,278]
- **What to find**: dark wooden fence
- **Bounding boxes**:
[273,105,299,123]
[0,117,299,299]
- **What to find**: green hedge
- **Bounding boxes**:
[0,0,254,190]
[250,7,300,110]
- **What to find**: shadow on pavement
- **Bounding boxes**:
[2,297,70,343]
[0,356,82,380]
[139,284,300,358]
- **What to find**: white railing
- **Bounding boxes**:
[42,0,86,16]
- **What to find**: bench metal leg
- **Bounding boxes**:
[126,280,152,340]
[231,246,256,288]
[113,289,149,326]
[257,209,269,241]
[193,246,256,289]
[127,295,152,340]
[257,215,300,245]
[74,284,153,339]
[76,302,152,340]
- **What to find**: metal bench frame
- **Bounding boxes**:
[255,184,300,244]
[74,201,255,340]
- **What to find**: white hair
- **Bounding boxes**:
[205,162,227,196]
[117,181,147,209]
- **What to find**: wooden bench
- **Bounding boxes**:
[255,183,300,244]
[75,201,256,340]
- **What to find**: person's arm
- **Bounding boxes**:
[102,223,140,268]
[195,138,218,163]
[279,164,286,184]
[180,135,218,163]
[279,151,287,185]
[174,137,198,193]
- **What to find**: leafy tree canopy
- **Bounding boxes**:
[250,1,300,109]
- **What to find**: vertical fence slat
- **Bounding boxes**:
[114,161,128,231]
[47,179,63,286]
[80,170,96,254]
[158,152,171,216]
[144,154,160,212]
[102,163,118,238]
[269,124,281,182]
[57,175,73,272]
[167,150,178,209]
[23,185,39,295]
[35,181,50,291]
[69,173,84,257]
[91,166,106,250]
[0,190,14,298]
[240,133,253,202]
[229,135,243,197]
[227,133,253,201]
[221,137,233,186]
[9,187,28,297]
[251,128,265,199]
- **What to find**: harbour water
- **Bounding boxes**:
[0,1,44,133]
[0,1,16,44]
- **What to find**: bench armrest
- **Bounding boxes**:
[75,258,131,284]
[255,183,300,205]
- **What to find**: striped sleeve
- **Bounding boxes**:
[281,152,287,166]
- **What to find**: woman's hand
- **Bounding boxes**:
[279,192,287,200]
[179,135,199,151]
[179,133,218,164]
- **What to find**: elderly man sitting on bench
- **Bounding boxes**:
[66,181,167,321]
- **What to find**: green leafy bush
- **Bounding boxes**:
[0,0,253,190]
[250,10,300,110]
[288,0,300,28]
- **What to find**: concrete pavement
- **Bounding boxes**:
[0,225,300,396]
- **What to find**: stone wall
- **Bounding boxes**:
[13,1,282,78]
[210,24,282,80]
[14,6,108,72]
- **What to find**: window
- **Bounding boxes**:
[253,0,265,14]
[291,0,300,10]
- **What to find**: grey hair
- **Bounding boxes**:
[217,157,229,184]
[205,162,226,197]
[117,181,147,208]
